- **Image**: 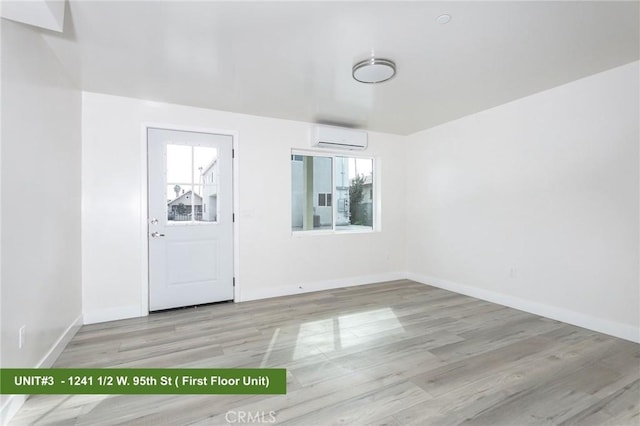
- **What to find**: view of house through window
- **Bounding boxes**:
[292,153,374,232]
[166,144,218,223]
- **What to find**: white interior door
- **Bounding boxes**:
[148,127,233,311]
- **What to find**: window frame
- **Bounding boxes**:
[291,149,378,236]
[165,142,219,226]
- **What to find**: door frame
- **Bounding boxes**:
[140,122,240,314]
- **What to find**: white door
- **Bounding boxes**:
[148,127,234,311]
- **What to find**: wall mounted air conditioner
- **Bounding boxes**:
[310,125,368,150]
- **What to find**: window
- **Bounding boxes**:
[291,152,374,232]
[291,155,333,230]
[166,144,218,223]
[318,193,332,207]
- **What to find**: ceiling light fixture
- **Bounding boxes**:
[436,14,452,24]
[352,58,396,84]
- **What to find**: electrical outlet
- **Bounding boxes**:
[18,325,26,349]
[509,267,517,279]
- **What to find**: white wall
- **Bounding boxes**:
[406,61,640,342]
[1,18,82,418]
[81,92,406,323]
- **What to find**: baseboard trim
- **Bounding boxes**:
[407,272,640,344]
[83,305,144,325]
[239,272,407,302]
[37,314,83,368]
[0,314,83,426]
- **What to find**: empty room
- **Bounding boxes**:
[1,0,639,425]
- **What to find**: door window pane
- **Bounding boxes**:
[166,144,192,183]
[167,184,194,222]
[194,185,217,222]
[193,147,218,184]
[194,147,218,223]
[166,145,219,224]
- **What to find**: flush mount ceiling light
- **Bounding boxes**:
[352,58,396,84]
[436,14,452,24]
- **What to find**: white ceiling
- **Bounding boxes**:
[40,1,639,135]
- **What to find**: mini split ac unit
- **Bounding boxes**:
[310,126,368,150]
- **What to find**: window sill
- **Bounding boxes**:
[292,227,376,237]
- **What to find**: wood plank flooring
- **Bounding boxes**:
[10,280,640,425]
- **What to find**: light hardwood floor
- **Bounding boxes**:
[10,280,640,425]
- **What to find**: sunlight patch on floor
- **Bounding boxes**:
[293,308,405,359]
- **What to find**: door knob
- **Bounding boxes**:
[151,232,165,238]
